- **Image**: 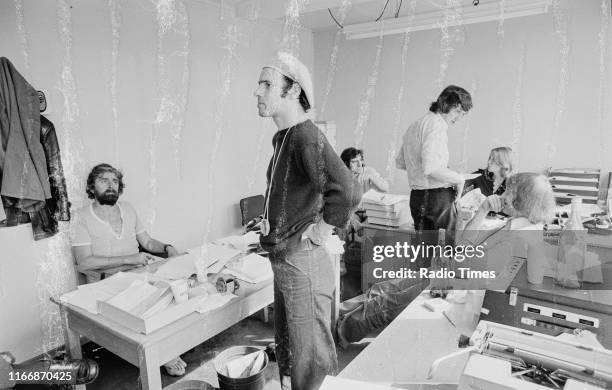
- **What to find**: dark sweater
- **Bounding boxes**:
[463,169,507,197]
[260,119,362,258]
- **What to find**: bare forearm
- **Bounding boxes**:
[371,175,389,193]
[76,254,140,272]
[141,238,167,254]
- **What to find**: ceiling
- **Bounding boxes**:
[219,0,501,30]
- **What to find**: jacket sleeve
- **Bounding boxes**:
[41,116,70,221]
[297,135,363,229]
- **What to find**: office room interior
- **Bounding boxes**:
[1,0,612,389]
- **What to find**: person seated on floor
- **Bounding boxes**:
[336,172,555,348]
[463,146,513,197]
[70,163,187,376]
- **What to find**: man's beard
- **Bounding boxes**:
[96,190,119,206]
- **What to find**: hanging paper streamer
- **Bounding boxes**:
[353,28,384,147]
[202,23,240,252]
[436,0,464,91]
[279,0,309,56]
[511,41,526,170]
[385,0,417,183]
[13,0,30,75]
[319,0,352,117]
[243,0,262,21]
[547,0,570,166]
[57,0,85,204]
[31,0,86,357]
[247,121,268,196]
[108,0,121,164]
[497,0,507,47]
[459,79,477,172]
[150,0,191,229]
[597,0,610,168]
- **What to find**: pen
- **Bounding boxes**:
[442,311,456,328]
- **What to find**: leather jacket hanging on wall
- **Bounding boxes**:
[0,57,70,240]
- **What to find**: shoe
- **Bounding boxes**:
[265,343,277,362]
[164,357,186,376]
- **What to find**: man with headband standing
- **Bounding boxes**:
[254,53,361,389]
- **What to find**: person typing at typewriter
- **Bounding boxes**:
[70,163,186,376]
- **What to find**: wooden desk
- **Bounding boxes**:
[61,279,274,390]
[62,252,341,390]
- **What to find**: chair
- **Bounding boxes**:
[239,195,265,225]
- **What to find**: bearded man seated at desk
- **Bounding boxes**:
[70,163,187,376]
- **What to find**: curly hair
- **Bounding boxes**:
[86,163,124,199]
[429,85,473,114]
[340,147,364,169]
[507,173,555,224]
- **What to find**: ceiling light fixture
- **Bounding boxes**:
[343,0,551,40]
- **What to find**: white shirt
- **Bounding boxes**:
[70,201,145,257]
[395,112,451,190]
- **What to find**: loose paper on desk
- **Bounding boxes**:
[214,231,260,252]
[154,251,199,280]
[362,190,409,206]
[458,188,485,211]
[224,253,273,283]
[196,292,236,314]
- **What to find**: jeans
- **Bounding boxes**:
[338,277,429,344]
[270,239,338,390]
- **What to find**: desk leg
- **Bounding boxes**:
[137,345,162,390]
[60,306,86,390]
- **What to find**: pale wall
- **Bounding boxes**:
[0,0,313,361]
[313,0,612,194]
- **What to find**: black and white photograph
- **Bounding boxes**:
[1,0,611,389]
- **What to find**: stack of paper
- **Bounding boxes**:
[224,253,273,284]
[105,280,170,317]
[61,272,148,314]
[362,190,411,227]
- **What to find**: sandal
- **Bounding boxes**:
[164,357,186,376]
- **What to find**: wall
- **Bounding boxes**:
[313,0,612,194]
[0,0,313,361]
